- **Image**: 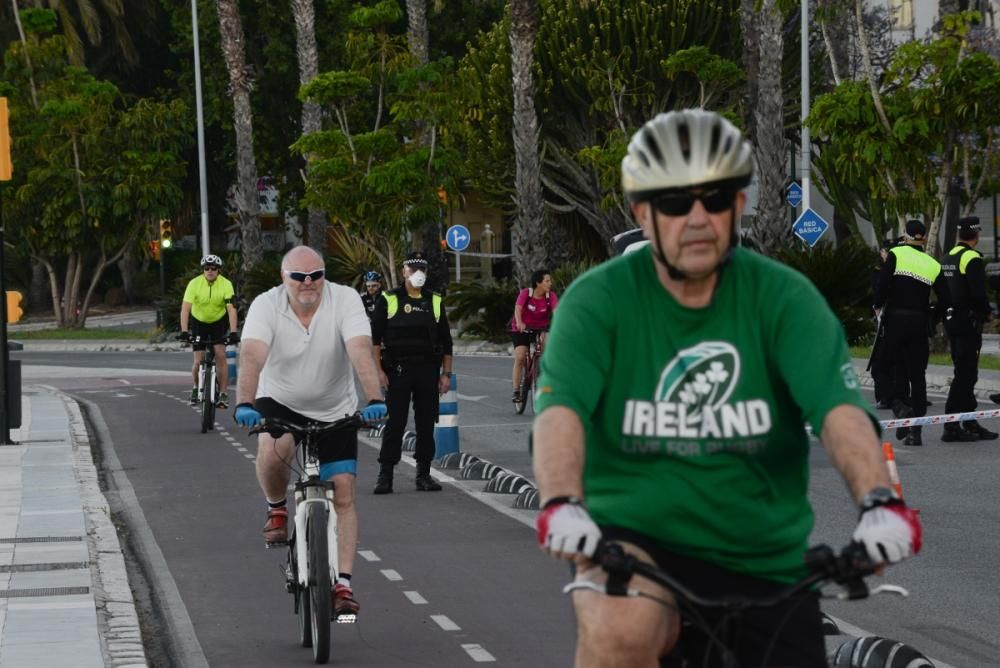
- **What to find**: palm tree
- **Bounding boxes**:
[290,0,328,253]
[748,0,792,253]
[1,0,147,68]
[509,0,545,287]
[215,0,263,271]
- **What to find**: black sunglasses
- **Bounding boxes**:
[203,266,220,271]
[284,269,325,282]
[652,188,737,217]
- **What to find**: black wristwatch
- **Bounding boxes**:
[858,486,902,514]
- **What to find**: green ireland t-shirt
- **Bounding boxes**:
[535,246,874,583]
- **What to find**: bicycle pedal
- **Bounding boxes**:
[335,613,357,624]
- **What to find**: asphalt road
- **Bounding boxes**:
[14,350,999,667]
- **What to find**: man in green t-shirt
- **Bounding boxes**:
[532,109,923,667]
[179,254,240,408]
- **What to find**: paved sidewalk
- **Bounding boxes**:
[0,387,146,668]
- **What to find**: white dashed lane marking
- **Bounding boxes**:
[381,569,402,581]
[461,644,497,662]
[358,550,380,562]
[403,591,427,605]
[431,615,460,631]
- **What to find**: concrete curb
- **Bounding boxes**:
[60,392,149,668]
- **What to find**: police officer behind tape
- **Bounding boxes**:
[874,219,951,446]
[371,251,454,493]
[941,216,998,441]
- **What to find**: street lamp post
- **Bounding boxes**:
[801,0,811,212]
[191,0,211,257]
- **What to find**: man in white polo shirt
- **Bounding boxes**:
[234,245,386,620]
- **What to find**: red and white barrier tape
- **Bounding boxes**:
[880,409,1000,430]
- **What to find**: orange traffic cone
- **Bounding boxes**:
[882,441,904,499]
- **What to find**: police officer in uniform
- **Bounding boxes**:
[874,219,951,446]
[371,251,453,493]
[941,216,997,441]
[360,270,383,321]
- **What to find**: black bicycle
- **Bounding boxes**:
[250,413,367,665]
[565,541,922,668]
[179,333,225,433]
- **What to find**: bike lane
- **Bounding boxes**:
[80,381,576,667]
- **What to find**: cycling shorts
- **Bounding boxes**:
[511,330,544,349]
[190,316,228,345]
[253,398,358,476]
[599,525,826,668]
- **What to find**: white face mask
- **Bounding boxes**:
[408,270,427,288]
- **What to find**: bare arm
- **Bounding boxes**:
[180,302,193,332]
[346,335,384,403]
[820,404,891,503]
[236,338,269,406]
[227,303,239,332]
[532,406,586,504]
[514,304,525,331]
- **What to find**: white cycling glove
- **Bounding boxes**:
[852,488,923,564]
[536,497,601,560]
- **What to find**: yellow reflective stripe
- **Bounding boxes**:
[947,245,982,274]
[384,293,398,318]
[432,294,441,321]
[890,246,940,285]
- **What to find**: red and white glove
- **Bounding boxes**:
[536,497,601,560]
[852,491,923,564]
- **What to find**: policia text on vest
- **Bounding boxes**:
[370,282,454,491]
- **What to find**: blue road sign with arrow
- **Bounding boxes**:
[446,224,471,252]
[786,182,803,208]
[792,208,829,247]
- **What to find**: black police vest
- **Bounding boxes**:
[381,289,441,359]
[941,245,976,313]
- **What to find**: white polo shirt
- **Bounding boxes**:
[242,281,371,421]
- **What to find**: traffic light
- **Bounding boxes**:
[159,219,173,249]
[5,291,23,323]
[0,97,12,181]
[148,239,160,261]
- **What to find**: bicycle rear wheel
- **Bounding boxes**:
[307,500,331,664]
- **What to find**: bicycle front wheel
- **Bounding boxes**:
[200,364,216,433]
[290,531,312,648]
[307,501,331,664]
[514,359,530,416]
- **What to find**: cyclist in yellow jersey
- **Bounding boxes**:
[179,255,240,408]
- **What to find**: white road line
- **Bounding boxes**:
[243,454,255,460]
[430,615,460,631]
[381,569,402,581]
[402,591,427,605]
[358,550,380,562]
[118,379,131,385]
[461,644,496,662]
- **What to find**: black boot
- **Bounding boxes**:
[415,463,442,492]
[373,463,394,495]
[942,424,977,442]
[904,426,922,446]
[891,400,912,440]
[964,421,999,441]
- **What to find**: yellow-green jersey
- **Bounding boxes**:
[183,274,235,323]
[535,246,876,583]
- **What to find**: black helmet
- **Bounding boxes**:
[831,636,934,668]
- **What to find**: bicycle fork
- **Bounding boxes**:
[293,484,340,587]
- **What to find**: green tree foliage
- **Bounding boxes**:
[295,1,464,284]
[1,20,191,326]
[458,0,743,247]
[808,12,1000,248]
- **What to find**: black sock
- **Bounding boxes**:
[337,573,352,588]
[267,499,287,511]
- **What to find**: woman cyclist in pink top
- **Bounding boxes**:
[511,269,558,402]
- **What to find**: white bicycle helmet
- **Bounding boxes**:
[621,109,753,201]
[201,254,223,268]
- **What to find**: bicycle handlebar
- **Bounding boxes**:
[248,413,366,439]
[176,333,227,350]
[571,540,882,610]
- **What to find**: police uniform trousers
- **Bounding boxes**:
[884,310,929,417]
[379,359,440,467]
[945,326,982,415]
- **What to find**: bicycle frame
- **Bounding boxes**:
[293,454,339,588]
